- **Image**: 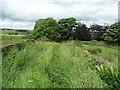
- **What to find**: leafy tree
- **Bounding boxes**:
[102,22,120,42]
[73,23,91,40]
[58,17,77,30]
[58,17,78,39]
[31,18,61,41]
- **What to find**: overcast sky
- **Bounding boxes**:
[0,0,119,30]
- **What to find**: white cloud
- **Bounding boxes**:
[0,0,119,29]
[0,19,35,30]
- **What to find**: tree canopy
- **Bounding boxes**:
[58,17,77,30]
[31,18,62,41]
[102,22,120,42]
[58,17,78,39]
[26,17,117,42]
[31,17,78,41]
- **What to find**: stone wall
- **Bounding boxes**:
[1,39,35,56]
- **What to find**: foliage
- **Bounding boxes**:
[102,22,120,42]
[32,18,62,41]
[58,17,78,39]
[58,26,71,40]
[73,23,91,40]
[74,40,119,88]
[96,65,120,88]
[58,17,77,30]
[31,17,78,41]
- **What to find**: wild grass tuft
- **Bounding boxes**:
[96,65,120,88]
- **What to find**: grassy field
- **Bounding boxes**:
[1,30,28,35]
[0,30,26,47]
[2,35,25,45]
[2,40,119,88]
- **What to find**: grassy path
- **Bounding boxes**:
[2,41,110,88]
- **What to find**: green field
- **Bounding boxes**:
[2,40,119,88]
[1,30,28,35]
[0,30,26,47]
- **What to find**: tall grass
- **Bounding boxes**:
[2,41,108,88]
[96,65,120,88]
[0,49,2,89]
[74,40,119,88]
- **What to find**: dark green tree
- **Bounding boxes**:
[58,17,78,39]
[102,22,120,42]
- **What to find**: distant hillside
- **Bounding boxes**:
[0,28,31,32]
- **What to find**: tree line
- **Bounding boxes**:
[25,17,120,43]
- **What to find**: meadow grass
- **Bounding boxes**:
[0,49,2,89]
[2,41,109,88]
[75,40,119,88]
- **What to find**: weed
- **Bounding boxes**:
[96,65,120,88]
